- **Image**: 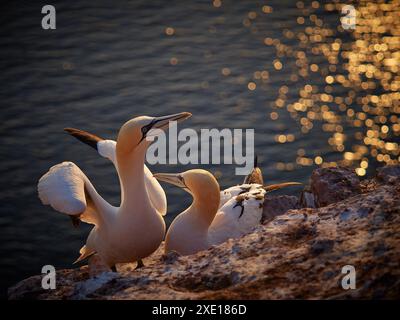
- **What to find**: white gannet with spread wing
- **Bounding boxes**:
[154,165,301,256]
[63,127,167,217]
[38,112,192,270]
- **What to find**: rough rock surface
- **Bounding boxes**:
[310,167,361,207]
[376,165,400,184]
[262,195,299,223]
[8,166,400,300]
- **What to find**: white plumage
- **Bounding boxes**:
[97,139,117,163]
[209,184,266,245]
[218,183,263,207]
[38,162,87,216]
[38,161,114,226]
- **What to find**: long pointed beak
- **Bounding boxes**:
[153,173,188,189]
[152,112,192,131]
[263,182,302,192]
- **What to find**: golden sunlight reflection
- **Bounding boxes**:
[244,0,400,176]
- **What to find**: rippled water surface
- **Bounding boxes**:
[1,0,399,293]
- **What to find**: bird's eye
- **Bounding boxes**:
[141,126,149,134]
[177,174,188,188]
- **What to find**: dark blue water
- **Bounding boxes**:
[1,0,398,295]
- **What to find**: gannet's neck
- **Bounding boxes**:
[116,142,152,213]
[188,184,220,229]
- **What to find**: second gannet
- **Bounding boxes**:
[154,168,301,256]
[38,112,191,270]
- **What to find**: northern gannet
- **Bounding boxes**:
[38,112,192,270]
[154,166,300,255]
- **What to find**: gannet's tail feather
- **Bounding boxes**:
[243,155,264,185]
[263,182,302,192]
[64,128,167,216]
[38,161,104,226]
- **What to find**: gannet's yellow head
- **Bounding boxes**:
[154,169,221,219]
[181,169,219,196]
[116,112,192,155]
[154,169,218,194]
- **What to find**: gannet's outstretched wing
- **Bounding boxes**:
[209,185,266,245]
[38,162,114,226]
[64,128,167,215]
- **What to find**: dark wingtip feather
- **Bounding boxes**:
[64,127,103,150]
